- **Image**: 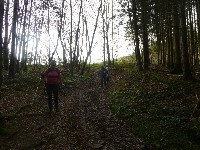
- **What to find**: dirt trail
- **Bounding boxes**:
[0,69,144,150]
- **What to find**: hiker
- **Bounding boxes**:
[100,65,108,87]
[106,66,110,84]
[41,60,61,113]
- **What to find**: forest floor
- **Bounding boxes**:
[0,65,145,150]
[1,64,200,150]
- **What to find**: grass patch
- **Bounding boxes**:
[110,68,200,149]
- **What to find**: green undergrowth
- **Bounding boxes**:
[110,68,200,149]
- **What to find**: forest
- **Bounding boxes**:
[1,0,200,149]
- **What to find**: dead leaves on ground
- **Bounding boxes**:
[1,68,144,149]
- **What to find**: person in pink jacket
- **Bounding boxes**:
[42,60,61,113]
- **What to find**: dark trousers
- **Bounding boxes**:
[101,75,107,87]
[46,84,59,111]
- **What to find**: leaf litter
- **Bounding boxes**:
[0,67,144,150]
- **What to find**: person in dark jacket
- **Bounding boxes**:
[105,66,110,84]
[100,65,108,87]
[42,60,61,113]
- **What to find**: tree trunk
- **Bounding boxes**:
[33,16,43,69]
[0,0,4,87]
[166,1,173,68]
[57,0,67,66]
[106,2,111,66]
[3,0,9,70]
[21,0,28,71]
[162,36,166,66]
[102,0,106,65]
[188,1,195,66]
[9,0,19,78]
[111,0,114,65]
[69,0,73,76]
[141,0,149,70]
[180,0,192,80]
[81,1,102,75]
[47,0,50,62]
[25,0,33,71]
[155,0,162,64]
[196,0,200,65]
[73,0,82,70]
[173,0,182,74]
[131,0,142,70]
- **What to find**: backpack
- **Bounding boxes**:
[41,68,59,79]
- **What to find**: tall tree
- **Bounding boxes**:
[105,1,111,65]
[0,0,4,87]
[111,0,114,64]
[81,1,102,74]
[3,0,9,70]
[102,0,106,65]
[173,0,182,73]
[33,15,43,68]
[20,0,28,71]
[165,1,173,68]
[69,0,73,76]
[73,0,83,71]
[47,0,51,62]
[9,0,19,77]
[154,0,162,64]
[141,0,149,70]
[180,0,192,80]
[25,0,33,70]
[130,0,142,70]
[188,1,195,66]
[196,0,200,65]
